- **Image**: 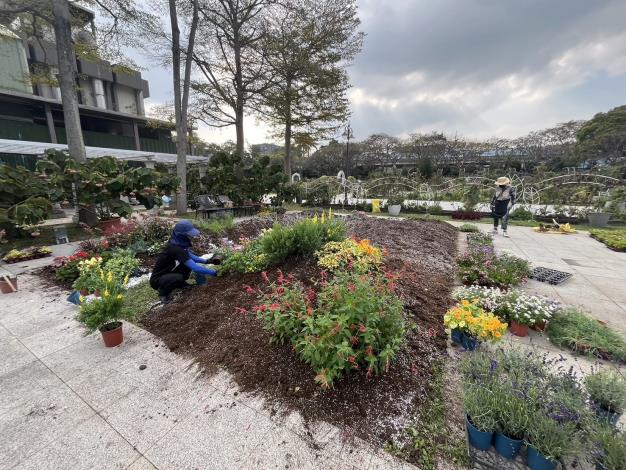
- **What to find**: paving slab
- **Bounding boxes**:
[18,414,141,470]
[0,360,64,415]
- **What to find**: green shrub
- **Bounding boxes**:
[590,229,626,252]
[466,232,493,246]
[458,223,480,233]
[255,271,406,388]
[594,425,626,470]
[510,207,534,220]
[546,309,626,363]
[195,215,234,236]
[103,249,140,279]
[220,239,268,274]
[585,369,626,413]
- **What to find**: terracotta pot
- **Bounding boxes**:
[510,320,529,337]
[0,276,18,294]
[100,322,123,347]
[80,289,89,296]
[531,321,546,332]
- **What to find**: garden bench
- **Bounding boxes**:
[195,194,260,219]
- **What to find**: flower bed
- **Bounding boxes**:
[590,229,626,252]
[140,215,459,459]
[2,246,52,263]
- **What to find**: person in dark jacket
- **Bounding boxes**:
[490,176,516,237]
[150,220,218,302]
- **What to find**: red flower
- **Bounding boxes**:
[367,366,373,378]
[347,282,355,292]
[347,355,356,364]
[276,287,284,295]
[277,270,284,284]
[350,336,359,346]
[243,285,254,294]
[269,303,281,311]
[359,323,366,333]
[253,304,267,312]
[306,306,314,316]
[426,327,436,338]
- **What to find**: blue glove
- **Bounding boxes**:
[184,259,217,276]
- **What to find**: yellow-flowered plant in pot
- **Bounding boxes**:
[73,256,103,295]
[316,237,383,273]
[444,299,507,350]
[77,270,133,347]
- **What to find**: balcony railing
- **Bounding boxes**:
[0,119,177,154]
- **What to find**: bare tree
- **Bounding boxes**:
[192,0,272,158]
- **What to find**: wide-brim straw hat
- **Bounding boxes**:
[495,176,511,185]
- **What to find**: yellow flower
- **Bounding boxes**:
[123,275,129,285]
[328,207,333,219]
[103,289,109,297]
[107,271,113,282]
[116,294,123,300]
[321,212,326,224]
[461,299,470,307]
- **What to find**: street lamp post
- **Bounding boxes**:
[342,123,353,205]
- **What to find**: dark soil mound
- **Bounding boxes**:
[141,216,458,450]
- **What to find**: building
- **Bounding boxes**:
[0,4,204,167]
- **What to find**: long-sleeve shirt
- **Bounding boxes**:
[491,185,516,216]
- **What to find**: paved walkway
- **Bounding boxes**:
[453,222,626,336]
[0,274,415,470]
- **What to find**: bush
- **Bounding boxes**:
[77,271,133,331]
[526,411,580,463]
[510,206,534,220]
[254,271,406,388]
[103,249,140,279]
[501,291,560,326]
[220,239,268,274]
[457,246,531,288]
[590,229,626,252]
[585,369,626,413]
[55,251,91,283]
[260,211,346,264]
[594,425,626,470]
[73,256,104,293]
[546,308,626,363]
[458,224,480,233]
[315,237,382,274]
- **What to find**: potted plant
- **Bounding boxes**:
[587,195,611,228]
[444,300,507,350]
[493,386,529,459]
[525,412,579,470]
[585,369,626,427]
[594,424,626,470]
[505,293,559,337]
[72,256,103,295]
[386,195,404,216]
[463,382,497,450]
[77,270,132,347]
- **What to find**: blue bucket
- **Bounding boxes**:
[527,446,556,470]
[465,415,493,450]
[461,333,479,351]
[494,432,522,459]
[451,328,463,344]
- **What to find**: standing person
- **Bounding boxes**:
[491,176,516,237]
[150,220,218,303]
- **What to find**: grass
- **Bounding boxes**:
[124,280,159,320]
[546,308,626,363]
[458,223,480,233]
[1,224,94,253]
[589,229,626,251]
[194,215,235,236]
[386,360,470,469]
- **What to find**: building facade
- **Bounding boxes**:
[0,5,201,166]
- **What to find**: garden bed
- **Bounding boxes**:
[141,216,458,457]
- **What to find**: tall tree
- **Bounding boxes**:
[168,0,199,214]
[259,0,363,177]
[192,0,271,158]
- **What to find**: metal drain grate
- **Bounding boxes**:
[531,266,572,285]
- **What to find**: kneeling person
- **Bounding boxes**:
[150,220,217,302]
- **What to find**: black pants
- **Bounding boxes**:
[150,273,188,297]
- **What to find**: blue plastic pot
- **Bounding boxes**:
[527,446,557,470]
[595,406,621,427]
[494,432,523,459]
[461,332,479,351]
[451,328,463,345]
[465,415,493,450]
[596,462,605,470]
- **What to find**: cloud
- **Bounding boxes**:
[348,0,626,139]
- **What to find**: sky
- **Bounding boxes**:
[136,0,626,145]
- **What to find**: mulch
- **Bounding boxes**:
[141,216,459,453]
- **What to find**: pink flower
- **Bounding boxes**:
[243,285,254,294]
[261,271,269,282]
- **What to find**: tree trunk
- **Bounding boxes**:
[170,0,186,215]
[284,120,292,178]
[52,0,86,162]
[235,104,244,157]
